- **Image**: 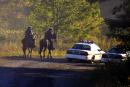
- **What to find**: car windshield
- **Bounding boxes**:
[108,47,126,54]
[72,44,91,50]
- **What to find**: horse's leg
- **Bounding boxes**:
[47,49,52,59]
[23,47,26,58]
[49,50,52,59]
[47,49,49,58]
[48,40,53,59]
[26,48,29,58]
[27,48,31,58]
[29,48,32,58]
[39,45,43,60]
[28,48,32,58]
[43,47,46,58]
[39,49,42,60]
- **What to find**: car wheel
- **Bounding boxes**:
[91,55,95,63]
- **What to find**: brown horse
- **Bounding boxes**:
[39,38,54,60]
[22,37,35,58]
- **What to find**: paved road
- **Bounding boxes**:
[0,56,104,87]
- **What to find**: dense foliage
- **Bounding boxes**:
[111,0,130,46]
[0,0,125,53]
[100,0,130,46]
[25,0,111,49]
[0,0,29,29]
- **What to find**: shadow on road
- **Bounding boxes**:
[0,56,68,63]
[0,56,104,69]
[0,56,90,63]
[0,56,128,87]
[0,66,97,87]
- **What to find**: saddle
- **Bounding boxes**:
[40,39,55,50]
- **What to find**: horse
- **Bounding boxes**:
[39,38,55,60]
[22,37,35,58]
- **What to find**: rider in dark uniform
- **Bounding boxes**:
[24,26,35,47]
[25,26,33,38]
[44,28,55,50]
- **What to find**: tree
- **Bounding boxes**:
[0,0,29,29]
[104,0,130,45]
[27,0,103,44]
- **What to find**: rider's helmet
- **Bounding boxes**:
[48,27,53,31]
[27,26,32,31]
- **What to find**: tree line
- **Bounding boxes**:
[0,0,129,50]
[25,0,116,50]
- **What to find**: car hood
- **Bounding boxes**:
[102,53,126,58]
[106,53,126,57]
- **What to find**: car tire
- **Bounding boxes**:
[91,55,95,63]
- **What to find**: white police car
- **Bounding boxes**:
[65,40,105,62]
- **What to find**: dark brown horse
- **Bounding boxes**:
[22,37,35,58]
[39,28,56,60]
[39,38,54,60]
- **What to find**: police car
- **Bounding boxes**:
[65,40,105,62]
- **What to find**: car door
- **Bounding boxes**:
[91,44,102,60]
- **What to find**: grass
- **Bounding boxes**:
[0,28,120,57]
[0,42,66,57]
[32,49,66,58]
[0,29,66,57]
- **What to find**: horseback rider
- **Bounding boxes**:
[24,26,35,47]
[44,28,55,50]
[44,28,53,40]
[25,26,33,38]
